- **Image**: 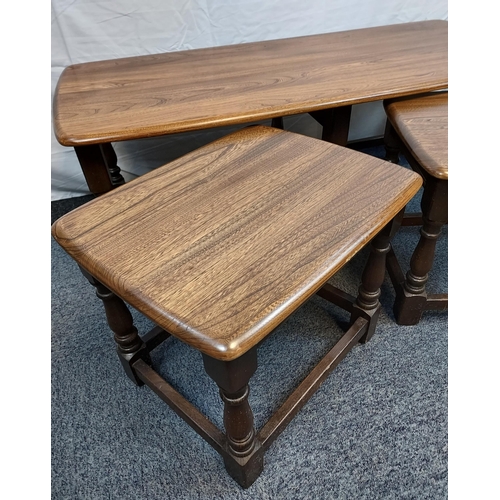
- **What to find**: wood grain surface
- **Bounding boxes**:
[53,20,447,146]
[52,126,422,360]
[384,92,448,179]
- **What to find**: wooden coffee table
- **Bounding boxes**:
[53,20,447,194]
[52,126,422,487]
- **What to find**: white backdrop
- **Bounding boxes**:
[51,0,448,200]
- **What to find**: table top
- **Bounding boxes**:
[384,91,448,179]
[52,126,422,360]
[53,20,448,147]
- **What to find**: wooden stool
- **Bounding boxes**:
[51,126,421,488]
[383,92,448,325]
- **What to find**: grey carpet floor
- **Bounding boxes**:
[51,145,447,499]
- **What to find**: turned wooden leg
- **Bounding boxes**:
[393,217,444,325]
[80,267,150,385]
[74,143,125,195]
[383,119,401,164]
[394,178,447,325]
[100,143,125,186]
[202,348,263,488]
[351,211,403,342]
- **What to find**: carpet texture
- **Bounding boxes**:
[51,145,447,499]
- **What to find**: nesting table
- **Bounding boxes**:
[51,18,447,487]
[52,126,422,487]
[53,20,448,194]
[383,91,448,324]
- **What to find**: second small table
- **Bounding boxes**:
[384,91,448,324]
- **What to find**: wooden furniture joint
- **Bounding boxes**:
[52,126,422,487]
[131,314,369,487]
[53,20,447,194]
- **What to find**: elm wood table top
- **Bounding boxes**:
[384,92,448,180]
[52,126,422,361]
[53,20,448,147]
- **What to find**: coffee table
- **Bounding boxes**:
[53,20,447,194]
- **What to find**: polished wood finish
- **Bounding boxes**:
[52,127,423,488]
[54,21,447,194]
[384,92,448,179]
[52,126,421,361]
[54,21,447,147]
[383,92,448,324]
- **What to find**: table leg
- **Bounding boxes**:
[271,117,284,129]
[383,120,401,164]
[80,267,150,385]
[309,106,352,146]
[202,349,264,488]
[351,210,404,342]
[394,178,448,325]
[383,121,424,226]
[74,143,125,195]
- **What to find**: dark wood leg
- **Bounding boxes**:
[394,178,447,325]
[74,143,125,195]
[80,267,150,385]
[383,119,401,164]
[202,348,263,488]
[309,106,352,146]
[383,122,424,226]
[271,116,284,129]
[101,143,126,186]
[351,211,403,343]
